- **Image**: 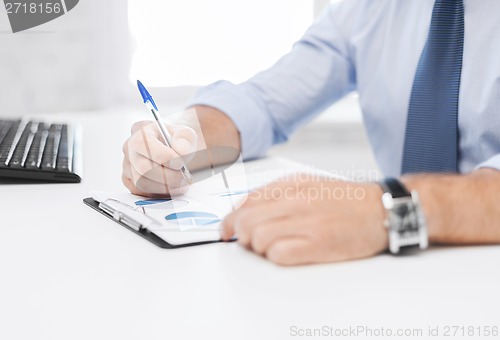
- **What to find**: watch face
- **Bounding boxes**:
[389,199,419,232]
[383,191,428,253]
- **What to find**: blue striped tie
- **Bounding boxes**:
[401,0,464,174]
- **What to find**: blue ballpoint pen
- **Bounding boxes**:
[137,80,193,185]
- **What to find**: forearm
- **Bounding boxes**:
[403,168,500,245]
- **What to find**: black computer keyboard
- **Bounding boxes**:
[0,119,81,183]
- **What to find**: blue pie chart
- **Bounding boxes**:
[135,198,188,210]
[165,211,220,226]
[135,199,171,206]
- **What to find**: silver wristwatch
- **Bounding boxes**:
[379,178,429,254]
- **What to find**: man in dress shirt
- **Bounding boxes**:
[122,0,500,265]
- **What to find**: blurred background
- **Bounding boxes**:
[0,0,379,179]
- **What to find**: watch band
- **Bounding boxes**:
[379,178,410,198]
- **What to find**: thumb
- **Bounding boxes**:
[167,125,198,170]
[170,125,197,155]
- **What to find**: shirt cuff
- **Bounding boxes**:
[187,80,274,160]
[475,154,500,171]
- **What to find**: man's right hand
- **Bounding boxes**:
[122,105,241,197]
[122,120,198,197]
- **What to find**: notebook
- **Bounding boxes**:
[84,159,250,247]
[83,157,330,248]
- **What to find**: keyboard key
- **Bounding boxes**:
[10,122,39,169]
[41,124,62,170]
[57,125,70,172]
[25,124,48,169]
[0,121,21,168]
[0,120,14,146]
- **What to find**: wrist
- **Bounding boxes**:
[191,105,241,151]
[400,175,447,243]
[402,169,500,245]
[366,183,390,252]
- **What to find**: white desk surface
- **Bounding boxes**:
[1,111,499,340]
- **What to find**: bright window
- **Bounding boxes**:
[128,0,315,87]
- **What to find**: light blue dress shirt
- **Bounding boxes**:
[188,0,500,177]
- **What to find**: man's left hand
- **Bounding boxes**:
[221,175,389,266]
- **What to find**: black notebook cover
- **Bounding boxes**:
[83,197,224,249]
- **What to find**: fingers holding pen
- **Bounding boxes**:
[126,123,179,166]
[122,157,188,197]
[125,82,197,197]
[123,121,196,197]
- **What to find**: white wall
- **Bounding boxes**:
[0,0,376,174]
[0,0,131,117]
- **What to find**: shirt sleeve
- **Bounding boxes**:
[187,3,360,160]
[475,154,500,171]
